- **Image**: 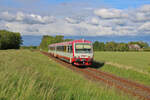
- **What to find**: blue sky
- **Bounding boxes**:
[101,0,150,8]
[1,0,150,9]
[0,0,150,36]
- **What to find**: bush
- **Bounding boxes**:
[0,30,23,50]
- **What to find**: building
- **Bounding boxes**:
[128,44,141,51]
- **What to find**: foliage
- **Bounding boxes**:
[93,41,149,51]
[39,35,149,52]
[105,41,118,51]
[0,30,22,50]
[39,35,72,50]
[0,50,136,100]
[93,41,105,51]
[116,43,129,51]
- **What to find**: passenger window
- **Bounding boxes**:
[69,45,73,53]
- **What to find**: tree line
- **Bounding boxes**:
[0,30,149,52]
[0,30,23,50]
[93,41,149,51]
[39,35,72,50]
[39,35,150,52]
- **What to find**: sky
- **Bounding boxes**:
[0,0,150,36]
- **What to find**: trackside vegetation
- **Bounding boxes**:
[94,52,150,85]
[0,50,137,100]
[0,30,22,50]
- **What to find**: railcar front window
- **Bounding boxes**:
[75,43,92,53]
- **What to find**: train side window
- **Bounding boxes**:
[64,46,66,52]
[50,47,55,50]
[69,45,73,53]
[67,46,69,53]
[57,46,65,52]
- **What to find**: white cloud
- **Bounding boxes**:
[16,12,25,21]
[139,22,150,31]
[65,17,79,24]
[139,5,150,12]
[0,11,56,24]
[0,12,16,22]
[94,8,128,19]
[0,5,150,36]
[87,17,100,25]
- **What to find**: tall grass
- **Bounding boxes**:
[0,50,136,100]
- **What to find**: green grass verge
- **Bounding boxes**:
[94,52,150,73]
[100,64,150,86]
[94,52,150,86]
[0,50,136,100]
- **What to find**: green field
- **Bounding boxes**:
[0,50,136,100]
[94,52,150,85]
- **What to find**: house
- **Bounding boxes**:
[128,44,141,51]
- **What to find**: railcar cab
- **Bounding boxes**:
[72,40,93,66]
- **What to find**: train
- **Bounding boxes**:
[48,39,94,66]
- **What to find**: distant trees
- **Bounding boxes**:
[39,35,150,52]
[0,30,23,50]
[116,43,129,51]
[93,41,105,51]
[39,35,72,50]
[93,41,149,52]
[105,41,118,51]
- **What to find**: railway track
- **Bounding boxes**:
[41,51,150,100]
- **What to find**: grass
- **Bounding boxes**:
[94,51,150,86]
[94,52,150,73]
[0,50,136,100]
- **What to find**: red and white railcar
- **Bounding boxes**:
[48,39,93,66]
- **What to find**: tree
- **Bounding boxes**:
[0,30,22,50]
[93,41,105,51]
[93,41,100,51]
[105,41,117,51]
[116,43,129,51]
[39,35,71,50]
[39,35,54,50]
[99,42,105,51]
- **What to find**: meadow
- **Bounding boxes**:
[94,52,150,85]
[0,50,136,100]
